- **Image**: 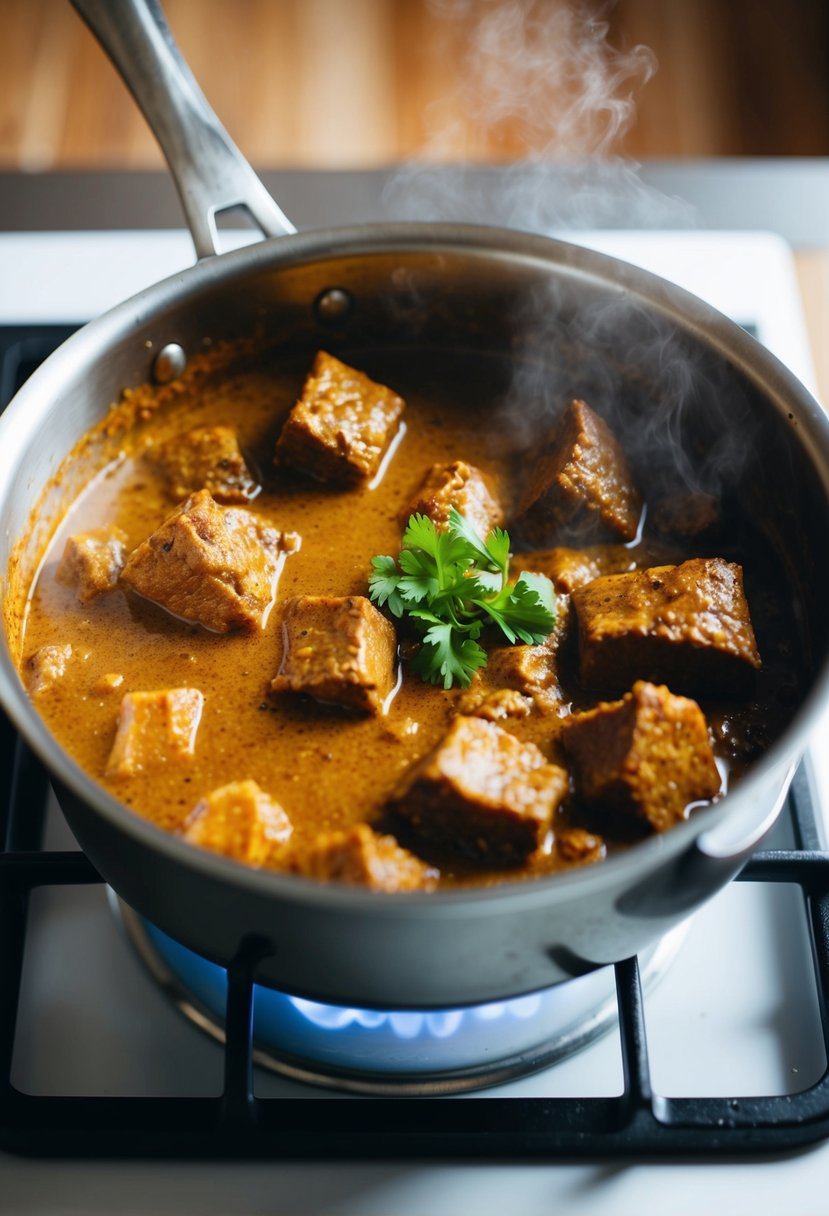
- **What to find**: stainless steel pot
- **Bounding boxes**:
[1,0,828,1009]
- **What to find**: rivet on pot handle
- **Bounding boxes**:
[70,0,296,259]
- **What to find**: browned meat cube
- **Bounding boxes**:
[148,425,259,502]
[182,779,292,866]
[392,716,569,865]
[555,826,606,865]
[517,544,636,593]
[120,489,299,633]
[294,823,438,892]
[404,460,503,537]
[516,539,679,595]
[651,490,720,541]
[561,681,721,833]
[457,687,534,722]
[486,634,561,705]
[572,557,762,697]
[484,598,569,713]
[57,526,128,603]
[106,687,204,778]
[274,351,405,485]
[271,595,398,715]
[514,399,642,545]
[25,643,72,694]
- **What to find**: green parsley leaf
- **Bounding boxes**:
[515,570,556,616]
[485,526,512,574]
[502,572,560,644]
[402,513,470,573]
[368,511,557,688]
[411,622,488,689]
[472,570,502,595]
[446,508,497,570]
[368,555,405,618]
[401,512,441,557]
[396,547,438,604]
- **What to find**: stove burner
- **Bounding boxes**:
[114,895,685,1095]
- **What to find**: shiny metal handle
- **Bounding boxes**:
[70,0,296,258]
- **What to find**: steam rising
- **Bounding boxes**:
[385,0,694,231]
[424,0,654,160]
[383,1,752,522]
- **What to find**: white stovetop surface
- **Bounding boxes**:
[2,228,829,1215]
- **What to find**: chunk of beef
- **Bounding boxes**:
[515,539,680,595]
[106,687,204,778]
[561,681,721,833]
[25,643,72,694]
[486,634,561,709]
[484,596,569,712]
[392,716,569,865]
[294,823,438,892]
[514,399,642,545]
[120,489,298,633]
[182,779,292,865]
[651,490,720,541]
[457,687,533,722]
[271,595,398,715]
[572,557,761,697]
[555,826,607,865]
[148,425,259,502]
[57,526,127,603]
[404,460,503,537]
[517,544,636,594]
[274,351,405,485]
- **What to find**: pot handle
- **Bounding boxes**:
[613,763,797,925]
[694,760,796,863]
[70,0,296,259]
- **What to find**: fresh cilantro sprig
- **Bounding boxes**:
[368,508,556,689]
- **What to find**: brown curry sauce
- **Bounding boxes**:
[11,343,799,888]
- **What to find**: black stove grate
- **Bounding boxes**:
[3,715,829,1159]
[3,325,829,1159]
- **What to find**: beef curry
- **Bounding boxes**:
[9,340,797,891]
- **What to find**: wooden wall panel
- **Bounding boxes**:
[1,0,828,170]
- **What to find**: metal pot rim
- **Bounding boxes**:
[2,219,828,914]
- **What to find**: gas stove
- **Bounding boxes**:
[2,227,829,1211]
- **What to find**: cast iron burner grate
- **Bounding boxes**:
[3,325,829,1159]
[3,718,829,1158]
